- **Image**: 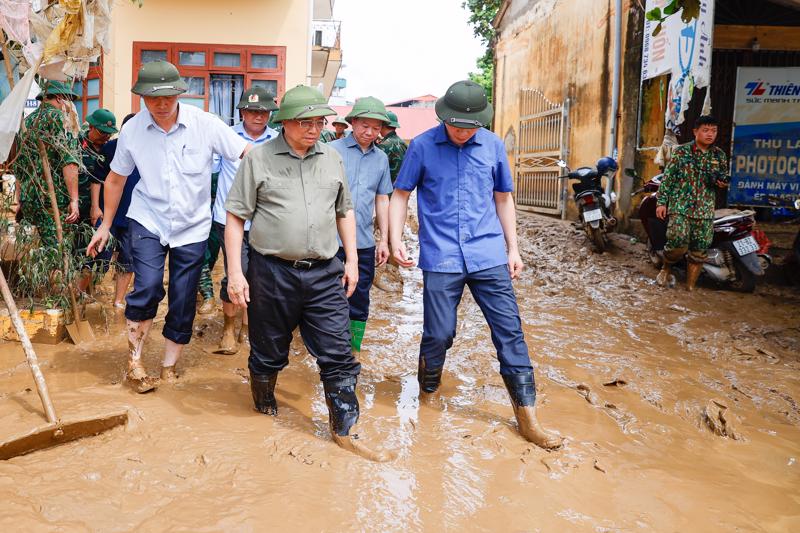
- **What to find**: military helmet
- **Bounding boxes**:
[86,108,118,134]
[131,61,188,97]
[346,96,390,124]
[332,116,349,127]
[385,111,400,129]
[435,80,493,129]
[36,80,79,101]
[237,86,278,112]
[272,85,336,123]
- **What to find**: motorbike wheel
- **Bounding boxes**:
[588,225,606,253]
[729,256,757,293]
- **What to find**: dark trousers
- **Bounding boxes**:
[125,220,207,344]
[213,221,249,303]
[335,246,375,322]
[420,264,533,375]
[247,252,361,383]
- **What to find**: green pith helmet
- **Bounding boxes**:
[435,80,493,129]
[86,108,118,133]
[385,110,400,128]
[237,86,278,112]
[131,61,188,97]
[345,96,390,124]
[271,85,336,122]
[332,116,349,127]
[36,80,79,101]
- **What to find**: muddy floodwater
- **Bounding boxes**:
[1,213,799,532]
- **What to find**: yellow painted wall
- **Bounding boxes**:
[494,0,636,219]
[103,0,310,118]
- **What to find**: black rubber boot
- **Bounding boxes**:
[250,371,278,415]
[323,378,359,436]
[417,357,443,394]
[502,372,563,450]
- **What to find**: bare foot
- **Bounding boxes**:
[160,365,178,384]
[332,430,396,463]
[514,405,564,450]
[126,365,159,394]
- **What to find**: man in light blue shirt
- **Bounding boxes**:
[87,61,250,393]
[212,87,278,354]
[389,80,562,449]
[330,97,393,352]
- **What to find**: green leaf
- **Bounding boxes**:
[663,1,679,15]
[645,7,662,21]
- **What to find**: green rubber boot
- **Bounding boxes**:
[350,320,366,352]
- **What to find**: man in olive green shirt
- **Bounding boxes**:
[224,85,390,462]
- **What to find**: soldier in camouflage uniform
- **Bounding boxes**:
[656,115,729,291]
[377,111,407,183]
[320,116,348,143]
[11,81,81,248]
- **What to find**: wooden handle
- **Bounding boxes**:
[0,267,58,423]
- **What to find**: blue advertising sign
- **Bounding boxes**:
[729,67,800,207]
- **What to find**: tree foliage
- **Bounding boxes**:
[462,0,501,102]
[645,0,700,36]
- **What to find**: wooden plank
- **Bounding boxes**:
[714,25,800,51]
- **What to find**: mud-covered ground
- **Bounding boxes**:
[1,212,799,532]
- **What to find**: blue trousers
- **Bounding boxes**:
[125,220,207,344]
[421,264,533,375]
[335,246,376,322]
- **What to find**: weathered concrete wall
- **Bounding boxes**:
[494,0,642,221]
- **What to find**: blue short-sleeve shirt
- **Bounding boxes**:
[394,124,513,273]
[330,133,393,248]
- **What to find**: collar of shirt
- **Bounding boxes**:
[344,132,376,153]
[271,131,324,159]
[233,121,277,143]
[433,123,484,148]
[144,104,190,134]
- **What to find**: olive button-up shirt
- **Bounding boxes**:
[225,133,353,260]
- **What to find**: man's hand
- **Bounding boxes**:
[90,205,103,226]
[227,271,250,308]
[508,249,524,280]
[65,200,80,223]
[86,225,110,257]
[342,259,359,297]
[656,205,667,220]
[376,241,390,266]
[391,240,414,268]
[716,180,729,189]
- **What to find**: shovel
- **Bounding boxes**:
[0,266,128,460]
[36,139,95,343]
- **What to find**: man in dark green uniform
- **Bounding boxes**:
[11,81,81,248]
[85,109,118,226]
[320,116,348,143]
[656,115,729,291]
[377,111,407,183]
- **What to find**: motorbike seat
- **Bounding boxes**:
[568,167,597,180]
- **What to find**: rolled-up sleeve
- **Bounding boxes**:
[225,153,257,220]
[334,158,353,218]
[393,139,422,191]
[493,140,514,192]
[212,118,249,162]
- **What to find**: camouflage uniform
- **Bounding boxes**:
[657,141,728,263]
[197,170,222,301]
[377,130,407,183]
[11,103,80,247]
[319,129,336,143]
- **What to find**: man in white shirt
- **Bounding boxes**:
[212,86,278,354]
[87,61,250,392]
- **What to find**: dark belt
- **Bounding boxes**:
[268,255,331,270]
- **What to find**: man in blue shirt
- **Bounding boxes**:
[330,97,393,352]
[389,80,562,450]
[212,87,278,354]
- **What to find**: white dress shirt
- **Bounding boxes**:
[211,121,277,230]
[110,104,248,247]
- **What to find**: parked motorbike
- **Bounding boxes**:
[629,169,771,293]
[557,157,618,253]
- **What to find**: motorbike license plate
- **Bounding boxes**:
[583,209,603,223]
[733,235,758,256]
